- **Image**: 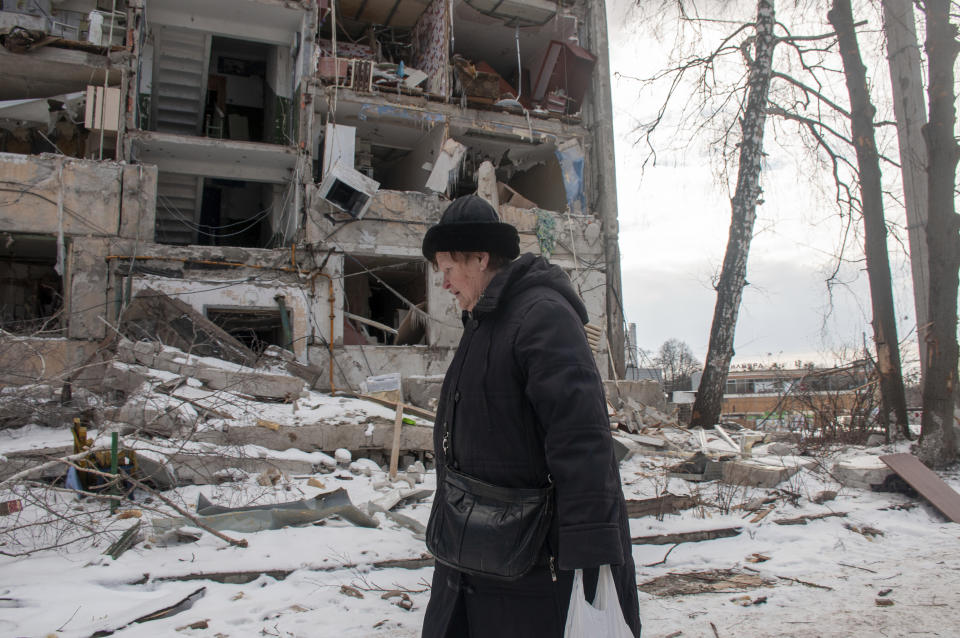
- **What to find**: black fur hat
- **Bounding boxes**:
[422,195,520,262]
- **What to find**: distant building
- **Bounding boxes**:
[720,363,872,429]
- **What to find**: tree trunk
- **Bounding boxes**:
[881,0,930,379]
[690,0,776,427]
[917,0,960,468]
[829,0,910,439]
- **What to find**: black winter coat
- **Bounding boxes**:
[422,254,641,637]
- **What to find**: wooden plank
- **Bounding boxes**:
[388,402,403,480]
[774,511,847,526]
[625,493,698,518]
[632,526,743,546]
[355,393,436,421]
[880,453,960,523]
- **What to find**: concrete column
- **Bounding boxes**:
[584,0,625,379]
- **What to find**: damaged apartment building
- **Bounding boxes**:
[0,0,625,401]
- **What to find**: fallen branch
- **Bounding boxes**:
[837,562,877,574]
[354,393,436,420]
[777,575,833,590]
[142,554,436,585]
[632,526,743,546]
[774,511,847,525]
[644,543,680,567]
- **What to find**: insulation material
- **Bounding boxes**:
[322,123,357,175]
[412,0,449,96]
[555,138,586,215]
[425,138,467,193]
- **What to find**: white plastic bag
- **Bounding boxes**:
[563,564,634,638]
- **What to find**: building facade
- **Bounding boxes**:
[0,0,623,399]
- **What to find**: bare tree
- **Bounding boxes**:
[828,0,910,439]
[917,0,959,468]
[882,0,930,379]
[654,338,702,392]
[691,0,777,427]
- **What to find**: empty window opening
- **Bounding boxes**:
[155,175,285,248]
[206,307,287,355]
[0,234,63,334]
[343,256,426,346]
[206,37,276,143]
[147,30,290,143]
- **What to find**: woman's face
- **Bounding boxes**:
[435,251,493,312]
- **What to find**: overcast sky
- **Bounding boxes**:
[604,0,920,369]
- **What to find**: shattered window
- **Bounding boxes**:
[342,255,427,346]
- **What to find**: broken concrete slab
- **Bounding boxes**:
[669,452,728,482]
[116,339,305,400]
[115,393,199,436]
[120,288,258,366]
[833,455,894,489]
[605,380,666,413]
[193,419,433,457]
[101,361,152,397]
[722,456,816,488]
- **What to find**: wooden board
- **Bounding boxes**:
[880,453,960,523]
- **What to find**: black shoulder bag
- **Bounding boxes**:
[426,422,554,581]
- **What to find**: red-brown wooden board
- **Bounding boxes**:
[880,453,960,523]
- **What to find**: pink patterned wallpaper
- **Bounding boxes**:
[412,0,449,96]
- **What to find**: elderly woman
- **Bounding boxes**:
[421,195,641,637]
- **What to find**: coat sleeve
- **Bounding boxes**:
[515,296,625,570]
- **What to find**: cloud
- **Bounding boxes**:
[623,257,882,366]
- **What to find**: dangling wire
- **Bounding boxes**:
[495,26,523,109]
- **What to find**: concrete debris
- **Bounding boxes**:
[812,490,838,504]
[335,448,353,466]
[349,458,382,476]
[669,452,729,482]
[115,392,198,436]
[120,288,257,367]
[611,397,677,434]
[116,338,305,400]
[722,456,816,489]
[833,455,894,489]
[256,467,286,486]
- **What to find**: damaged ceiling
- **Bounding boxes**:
[145,0,305,44]
[452,0,575,78]
[336,0,434,28]
[0,46,120,101]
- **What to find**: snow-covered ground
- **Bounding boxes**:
[2,405,959,638]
